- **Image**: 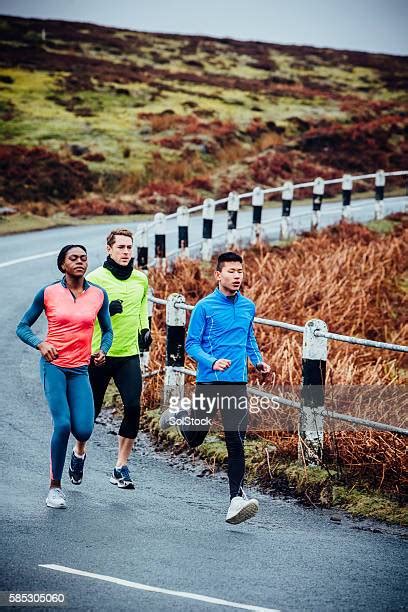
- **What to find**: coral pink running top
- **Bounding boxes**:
[16,277,112,368]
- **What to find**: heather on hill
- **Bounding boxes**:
[0,15,407,215]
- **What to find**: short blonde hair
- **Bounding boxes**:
[106,228,133,247]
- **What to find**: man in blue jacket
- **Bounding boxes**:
[161,251,270,524]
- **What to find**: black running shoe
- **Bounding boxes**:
[109,465,135,489]
[68,451,86,485]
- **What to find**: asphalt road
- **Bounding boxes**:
[0,196,406,270]
[1,198,407,611]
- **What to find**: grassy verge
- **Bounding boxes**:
[1,188,405,236]
[142,408,408,526]
[0,211,152,236]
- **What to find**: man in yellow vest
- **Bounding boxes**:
[71,228,150,489]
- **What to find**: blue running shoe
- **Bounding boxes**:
[109,465,134,489]
[68,451,86,485]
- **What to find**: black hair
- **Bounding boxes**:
[216,251,243,271]
[57,244,87,272]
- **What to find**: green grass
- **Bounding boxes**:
[141,408,407,525]
[0,68,153,173]
[0,18,406,217]
[366,219,400,234]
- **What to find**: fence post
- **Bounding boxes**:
[374,169,385,220]
[140,286,154,372]
[280,181,293,240]
[311,177,325,230]
[136,225,149,270]
[201,198,215,261]
[250,187,264,245]
[164,294,186,409]
[227,191,240,248]
[341,174,352,219]
[177,205,190,258]
[154,212,166,271]
[299,318,328,465]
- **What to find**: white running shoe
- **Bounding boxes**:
[226,495,259,524]
[46,487,66,509]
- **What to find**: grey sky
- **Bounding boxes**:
[0,0,407,55]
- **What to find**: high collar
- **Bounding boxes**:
[61,276,90,290]
[214,287,240,303]
[103,255,134,280]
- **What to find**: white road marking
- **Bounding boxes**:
[0,251,58,268]
[39,564,279,611]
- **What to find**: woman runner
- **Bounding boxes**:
[16,245,113,509]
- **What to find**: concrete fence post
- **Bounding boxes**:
[280,181,294,240]
[164,294,186,409]
[136,225,149,270]
[140,286,154,372]
[250,187,264,245]
[154,212,166,271]
[312,177,325,230]
[374,169,385,220]
[299,318,328,465]
[177,205,190,258]
[227,191,240,248]
[201,198,215,262]
[341,174,353,219]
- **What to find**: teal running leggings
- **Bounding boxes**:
[40,358,94,482]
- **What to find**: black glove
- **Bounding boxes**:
[109,299,123,316]
[138,328,152,351]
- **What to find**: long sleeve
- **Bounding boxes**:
[16,288,45,349]
[185,302,216,370]
[97,289,113,354]
[246,316,262,366]
[139,278,149,330]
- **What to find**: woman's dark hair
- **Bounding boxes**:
[216,252,243,271]
[57,244,87,272]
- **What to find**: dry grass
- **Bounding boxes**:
[143,216,408,497]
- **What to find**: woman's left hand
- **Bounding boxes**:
[92,350,106,367]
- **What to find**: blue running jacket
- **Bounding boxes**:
[185,288,263,383]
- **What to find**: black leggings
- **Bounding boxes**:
[88,355,142,439]
[180,384,248,500]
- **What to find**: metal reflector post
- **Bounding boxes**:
[250,187,264,245]
[299,319,328,465]
[177,205,190,258]
[374,169,385,220]
[164,294,186,410]
[136,225,149,270]
[311,177,325,230]
[201,198,215,261]
[154,212,166,271]
[341,174,353,219]
[227,191,240,248]
[280,181,294,240]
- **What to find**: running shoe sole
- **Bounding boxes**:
[226,500,259,525]
[109,476,135,489]
[46,500,66,509]
[68,468,82,485]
